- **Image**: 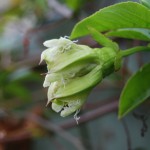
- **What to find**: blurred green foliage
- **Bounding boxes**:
[64,0,87,11]
[0,68,42,107]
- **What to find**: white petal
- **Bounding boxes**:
[52,102,63,112]
[47,82,59,104]
[43,74,51,87]
[39,50,46,64]
[40,47,58,64]
[43,39,58,48]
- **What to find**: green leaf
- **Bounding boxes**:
[70,2,150,40]
[4,83,31,101]
[119,63,150,118]
[140,0,150,9]
[64,0,86,11]
[106,28,150,41]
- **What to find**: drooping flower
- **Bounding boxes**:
[40,37,118,117]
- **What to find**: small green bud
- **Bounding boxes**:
[41,37,119,117]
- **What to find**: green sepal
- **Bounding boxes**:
[88,26,119,51]
[94,47,118,76]
[49,45,97,72]
[114,51,122,71]
[45,60,97,83]
[55,65,102,98]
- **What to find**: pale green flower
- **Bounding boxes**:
[40,37,117,117]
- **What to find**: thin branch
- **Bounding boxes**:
[121,119,132,150]
[28,114,86,150]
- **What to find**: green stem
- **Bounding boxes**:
[120,46,150,57]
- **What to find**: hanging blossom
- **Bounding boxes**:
[40,37,118,118]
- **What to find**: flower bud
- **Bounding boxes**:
[41,37,118,117]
